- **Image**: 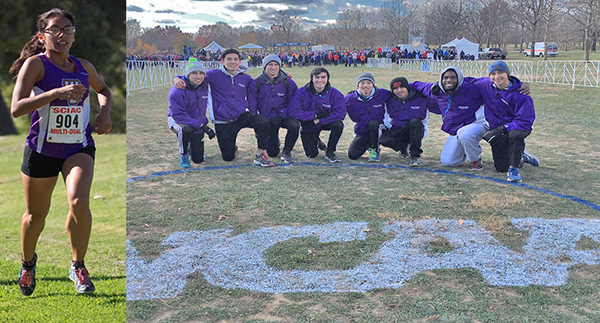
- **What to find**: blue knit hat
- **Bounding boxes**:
[488,61,510,76]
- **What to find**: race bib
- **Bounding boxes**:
[46,106,84,143]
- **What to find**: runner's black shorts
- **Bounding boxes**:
[21,145,96,178]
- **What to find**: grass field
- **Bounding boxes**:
[126,65,600,322]
[0,134,126,322]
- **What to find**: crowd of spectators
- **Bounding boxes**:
[126,45,476,70]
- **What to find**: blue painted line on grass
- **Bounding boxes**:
[126,162,600,213]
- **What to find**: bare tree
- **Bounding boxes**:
[127,19,143,50]
[379,0,415,45]
[513,0,560,58]
[422,0,470,46]
[273,10,301,50]
[566,0,600,60]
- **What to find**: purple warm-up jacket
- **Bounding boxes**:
[168,80,210,134]
[248,71,298,119]
[345,88,391,136]
[411,66,484,136]
[287,83,347,133]
[386,90,437,129]
[467,76,535,131]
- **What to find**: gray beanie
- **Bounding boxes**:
[262,54,282,68]
[185,59,206,77]
[488,60,510,76]
[356,72,375,87]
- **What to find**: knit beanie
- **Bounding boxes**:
[390,77,409,91]
[356,72,376,87]
[185,58,206,77]
[488,61,510,76]
[262,54,282,68]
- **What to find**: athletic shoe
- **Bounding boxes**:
[69,265,95,294]
[325,151,341,163]
[18,253,37,296]
[254,152,274,167]
[507,166,523,183]
[470,158,483,171]
[280,150,296,163]
[317,138,327,151]
[367,148,380,162]
[179,154,191,168]
[409,156,421,167]
[522,149,540,166]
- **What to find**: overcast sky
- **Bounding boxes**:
[126,0,386,33]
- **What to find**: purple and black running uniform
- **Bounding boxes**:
[21,54,95,178]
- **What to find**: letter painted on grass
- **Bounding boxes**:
[126,218,600,300]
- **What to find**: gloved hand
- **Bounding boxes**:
[316,110,330,119]
[201,124,216,139]
[482,125,507,144]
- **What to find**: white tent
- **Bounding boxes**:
[203,41,226,53]
[442,38,480,59]
[238,43,262,49]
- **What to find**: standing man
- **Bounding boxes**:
[248,54,300,163]
[411,66,487,170]
[345,73,391,162]
[380,77,437,166]
[470,61,539,182]
[287,67,346,163]
[174,49,273,166]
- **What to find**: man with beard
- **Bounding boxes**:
[411,67,487,170]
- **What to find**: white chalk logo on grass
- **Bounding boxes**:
[126,218,600,300]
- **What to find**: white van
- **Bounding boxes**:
[524,42,558,57]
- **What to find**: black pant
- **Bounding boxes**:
[380,118,424,157]
[171,123,204,163]
[490,129,531,172]
[300,120,344,158]
[267,116,301,157]
[348,120,381,160]
[214,112,270,161]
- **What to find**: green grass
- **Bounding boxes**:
[0,133,126,322]
[126,65,600,322]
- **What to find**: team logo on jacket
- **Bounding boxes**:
[202,96,208,99]
[458,106,469,110]
[239,84,246,88]
[501,99,509,105]
[322,104,331,108]
[277,93,285,97]
[373,104,382,108]
[411,106,420,110]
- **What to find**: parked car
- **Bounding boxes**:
[479,47,507,59]
[524,42,559,57]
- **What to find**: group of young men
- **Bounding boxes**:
[168,48,539,183]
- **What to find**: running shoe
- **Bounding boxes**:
[18,253,37,296]
[280,150,297,163]
[179,154,191,168]
[69,265,95,294]
[522,149,540,166]
[409,156,421,167]
[368,148,380,162]
[507,166,523,183]
[254,152,274,167]
[325,151,341,163]
[470,158,483,171]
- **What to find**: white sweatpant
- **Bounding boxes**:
[440,106,488,167]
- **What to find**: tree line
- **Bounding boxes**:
[127,0,598,60]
